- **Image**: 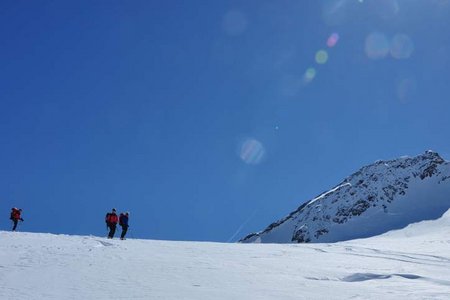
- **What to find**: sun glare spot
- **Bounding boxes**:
[390,34,414,59]
[365,32,390,59]
[303,67,317,83]
[239,139,266,165]
[327,33,340,48]
[315,50,329,64]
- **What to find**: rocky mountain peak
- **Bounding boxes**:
[240,151,450,244]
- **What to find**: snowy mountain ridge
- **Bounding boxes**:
[240,150,450,243]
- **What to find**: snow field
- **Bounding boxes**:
[1,211,450,300]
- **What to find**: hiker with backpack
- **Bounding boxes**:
[105,208,119,239]
[10,208,24,231]
[119,212,129,240]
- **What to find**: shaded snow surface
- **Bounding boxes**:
[1,211,450,300]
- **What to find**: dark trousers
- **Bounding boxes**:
[120,225,128,239]
[107,223,117,238]
[12,219,18,231]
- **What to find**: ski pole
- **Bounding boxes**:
[129,228,134,239]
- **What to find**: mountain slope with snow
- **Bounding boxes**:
[240,151,450,243]
[1,211,450,299]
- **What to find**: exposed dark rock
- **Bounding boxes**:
[314,228,329,239]
[239,151,449,244]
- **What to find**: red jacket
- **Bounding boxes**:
[105,213,118,224]
[11,209,21,221]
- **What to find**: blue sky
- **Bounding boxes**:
[1,0,450,241]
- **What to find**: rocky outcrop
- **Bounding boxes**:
[240,151,450,243]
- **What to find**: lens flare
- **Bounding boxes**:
[239,139,266,165]
[365,32,390,59]
[315,50,329,64]
[390,34,414,59]
[303,67,317,83]
[327,33,340,48]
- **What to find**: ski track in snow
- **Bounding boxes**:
[1,211,450,300]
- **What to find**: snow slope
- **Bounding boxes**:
[241,151,450,243]
[1,211,450,300]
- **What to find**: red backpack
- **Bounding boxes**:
[106,213,118,224]
[10,208,21,220]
